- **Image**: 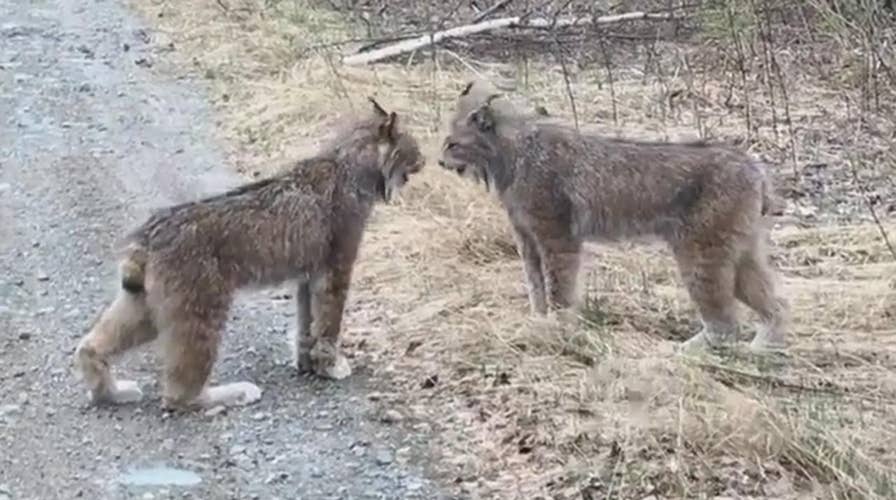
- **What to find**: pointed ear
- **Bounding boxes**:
[368,97,388,118]
[379,111,397,141]
[460,81,474,96]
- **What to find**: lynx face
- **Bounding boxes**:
[380,131,424,203]
[438,94,500,189]
[371,99,425,202]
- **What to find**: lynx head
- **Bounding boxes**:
[439,85,503,189]
[369,98,425,203]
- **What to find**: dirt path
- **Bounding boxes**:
[0,1,447,498]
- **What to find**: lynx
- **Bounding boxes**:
[75,99,425,410]
[439,81,789,353]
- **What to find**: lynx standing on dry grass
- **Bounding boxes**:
[75,99,424,410]
[439,81,789,353]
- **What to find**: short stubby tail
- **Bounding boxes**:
[119,243,148,293]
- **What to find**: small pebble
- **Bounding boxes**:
[374,450,393,466]
[380,409,403,424]
[0,405,21,417]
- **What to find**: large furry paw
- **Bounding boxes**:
[320,354,352,380]
[313,353,352,380]
[296,350,314,374]
[196,382,263,409]
[310,342,353,380]
[677,331,709,355]
[677,327,739,356]
[89,380,143,405]
[676,331,723,356]
[748,334,788,353]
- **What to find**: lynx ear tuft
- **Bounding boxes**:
[369,97,388,117]
[379,111,398,141]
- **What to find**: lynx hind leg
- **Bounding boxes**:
[674,246,741,353]
[74,289,157,405]
[735,242,790,352]
[159,304,261,411]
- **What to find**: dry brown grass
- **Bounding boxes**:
[131,1,896,497]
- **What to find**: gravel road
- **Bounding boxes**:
[0,1,448,498]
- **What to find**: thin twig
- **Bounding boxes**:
[597,27,618,126]
[848,159,896,262]
[552,36,579,131]
[761,0,798,175]
[473,0,515,23]
[726,0,753,142]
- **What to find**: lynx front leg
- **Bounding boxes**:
[511,225,547,315]
[293,280,314,373]
[536,232,583,312]
[309,265,354,380]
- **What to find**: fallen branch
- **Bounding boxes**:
[472,0,514,23]
[343,11,674,66]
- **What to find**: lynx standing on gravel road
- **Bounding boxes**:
[74,99,425,410]
[439,81,789,353]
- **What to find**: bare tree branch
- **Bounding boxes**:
[342,11,675,66]
[473,0,515,23]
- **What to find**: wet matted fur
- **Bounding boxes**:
[439,81,789,353]
[75,99,425,410]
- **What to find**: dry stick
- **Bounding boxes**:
[726,0,753,142]
[848,160,896,262]
[548,0,580,131]
[752,0,779,143]
[761,0,798,175]
[472,0,515,23]
[552,37,579,131]
[342,11,675,65]
[597,29,618,126]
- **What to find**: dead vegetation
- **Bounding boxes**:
[129,0,895,497]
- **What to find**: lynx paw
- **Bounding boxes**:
[677,331,711,355]
[197,382,262,408]
[90,379,143,405]
[223,382,263,406]
[296,350,314,374]
[315,354,352,380]
[748,333,788,353]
